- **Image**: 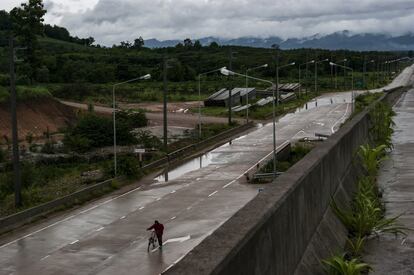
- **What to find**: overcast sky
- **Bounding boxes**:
[2,0,414,46]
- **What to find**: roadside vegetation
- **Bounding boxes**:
[252,143,314,183]
[322,98,407,275]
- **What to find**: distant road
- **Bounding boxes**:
[60,100,246,128]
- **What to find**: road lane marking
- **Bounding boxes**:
[164,235,191,244]
[96,227,104,232]
[0,214,74,249]
[174,255,186,264]
[40,255,50,261]
[331,103,350,133]
[170,216,176,220]
[79,186,142,214]
[70,240,79,245]
[170,190,176,194]
[223,180,235,189]
[0,185,146,249]
[208,191,218,197]
[156,198,161,201]
[120,216,126,219]
[139,206,145,210]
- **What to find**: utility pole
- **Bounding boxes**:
[163,57,168,151]
[9,37,22,208]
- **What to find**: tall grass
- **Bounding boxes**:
[0,86,52,103]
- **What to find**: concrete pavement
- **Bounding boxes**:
[1,66,413,275]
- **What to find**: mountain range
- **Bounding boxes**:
[145,31,414,51]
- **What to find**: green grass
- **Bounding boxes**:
[0,85,52,103]
[0,159,113,217]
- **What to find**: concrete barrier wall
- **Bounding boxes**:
[166,89,405,275]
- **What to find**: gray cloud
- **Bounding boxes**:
[35,0,414,45]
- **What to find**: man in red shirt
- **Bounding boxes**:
[147,220,164,248]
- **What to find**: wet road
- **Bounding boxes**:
[364,88,414,273]
[1,66,413,275]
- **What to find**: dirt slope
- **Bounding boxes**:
[0,98,77,142]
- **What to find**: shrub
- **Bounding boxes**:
[358,144,387,180]
[64,113,137,152]
[322,254,372,275]
[369,102,396,149]
[104,156,142,179]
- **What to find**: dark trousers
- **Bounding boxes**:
[157,234,163,246]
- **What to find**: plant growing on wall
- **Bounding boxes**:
[322,254,372,275]
[369,102,396,149]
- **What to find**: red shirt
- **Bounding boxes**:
[148,223,164,236]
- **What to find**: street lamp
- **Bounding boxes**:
[330,62,354,110]
[246,64,268,122]
[299,60,315,96]
[314,59,329,95]
[220,68,278,179]
[276,62,296,106]
[112,74,151,176]
[198,67,227,138]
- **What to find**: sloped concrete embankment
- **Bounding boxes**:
[166,88,405,275]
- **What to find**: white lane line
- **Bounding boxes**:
[0,186,144,249]
[331,103,350,133]
[79,186,142,214]
[170,190,176,194]
[139,206,145,210]
[0,214,74,249]
[70,240,79,245]
[222,180,235,189]
[120,216,126,219]
[170,216,176,220]
[186,206,192,210]
[163,264,175,273]
[174,254,186,264]
[96,227,104,232]
[40,255,50,261]
[220,140,290,189]
[208,191,218,197]
[156,198,161,201]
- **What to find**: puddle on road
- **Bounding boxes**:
[154,153,214,183]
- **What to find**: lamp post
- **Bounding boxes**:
[299,60,315,96]
[220,67,279,179]
[198,67,226,138]
[276,62,296,106]
[314,59,329,95]
[246,64,268,122]
[335,59,347,90]
[330,62,354,110]
[112,74,151,176]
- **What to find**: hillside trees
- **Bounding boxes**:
[10,0,46,83]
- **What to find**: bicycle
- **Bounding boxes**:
[147,230,158,252]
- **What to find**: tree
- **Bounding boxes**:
[184,38,193,47]
[0,10,12,31]
[209,41,219,48]
[10,0,47,83]
[133,36,145,49]
[193,40,202,50]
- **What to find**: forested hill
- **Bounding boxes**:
[0,9,409,86]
